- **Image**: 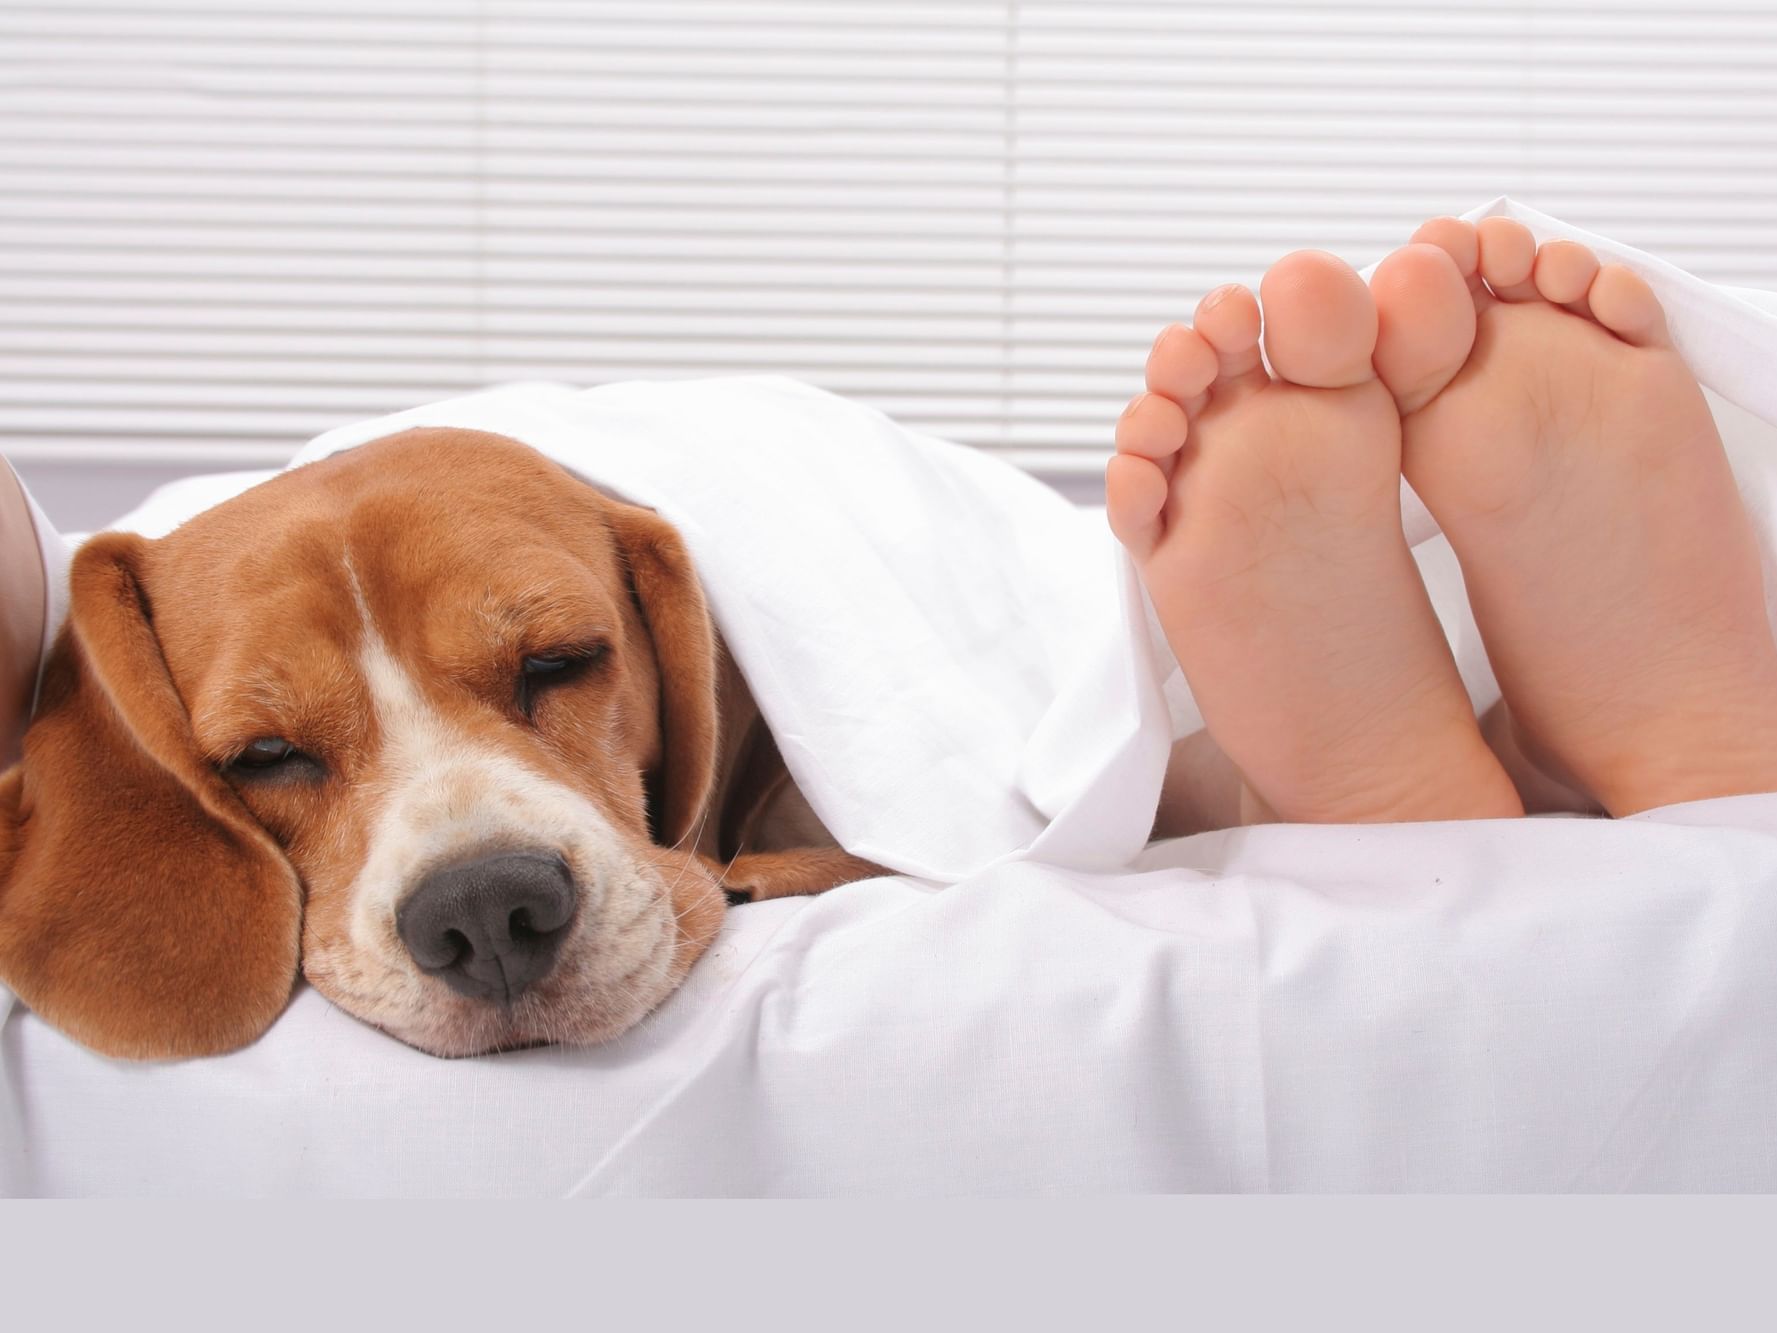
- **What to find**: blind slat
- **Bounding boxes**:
[5,0,1775,489]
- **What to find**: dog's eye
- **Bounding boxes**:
[229,737,300,772]
[224,738,325,788]
[522,653,576,678]
[518,645,606,718]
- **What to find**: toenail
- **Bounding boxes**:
[1200,285,1234,310]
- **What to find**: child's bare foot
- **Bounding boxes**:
[1109,252,1521,824]
[1373,217,1777,815]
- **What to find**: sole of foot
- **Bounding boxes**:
[1108,251,1522,825]
[1371,216,1777,815]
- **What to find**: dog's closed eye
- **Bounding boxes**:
[225,736,324,782]
[517,643,608,720]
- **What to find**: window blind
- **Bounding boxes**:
[3,0,1775,510]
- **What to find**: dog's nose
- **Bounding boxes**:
[396,852,577,1003]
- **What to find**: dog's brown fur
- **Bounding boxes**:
[0,430,878,1059]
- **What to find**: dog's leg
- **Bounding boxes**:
[710,848,886,905]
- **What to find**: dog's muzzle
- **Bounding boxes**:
[396,851,578,1003]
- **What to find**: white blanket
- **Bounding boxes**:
[280,374,1176,881]
[4,199,1777,1194]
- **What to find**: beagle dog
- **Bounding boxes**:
[0,430,880,1059]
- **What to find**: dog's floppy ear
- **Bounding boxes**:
[605,504,719,848]
[0,532,301,1059]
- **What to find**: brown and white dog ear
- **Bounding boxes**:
[0,531,301,1059]
[605,504,720,848]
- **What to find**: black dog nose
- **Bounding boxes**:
[396,852,577,1003]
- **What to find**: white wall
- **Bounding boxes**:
[5,0,1777,530]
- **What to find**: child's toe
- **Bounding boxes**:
[1411,217,1481,285]
[1116,391,1189,461]
[1371,242,1478,415]
[1587,265,1672,349]
[1258,250,1378,389]
[1105,453,1170,560]
[1532,240,1601,311]
[1145,323,1219,405]
[1476,217,1540,301]
[1194,283,1266,390]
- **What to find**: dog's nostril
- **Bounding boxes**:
[440,928,471,968]
[396,851,578,1004]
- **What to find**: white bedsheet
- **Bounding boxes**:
[4,199,1777,1194]
[277,373,1176,881]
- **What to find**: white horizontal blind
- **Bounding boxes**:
[3,0,1776,496]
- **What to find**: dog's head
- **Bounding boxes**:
[0,430,730,1058]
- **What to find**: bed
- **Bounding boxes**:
[4,201,1776,1195]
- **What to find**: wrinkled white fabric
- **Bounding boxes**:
[4,458,70,717]
[4,199,1777,1194]
[278,375,1177,881]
